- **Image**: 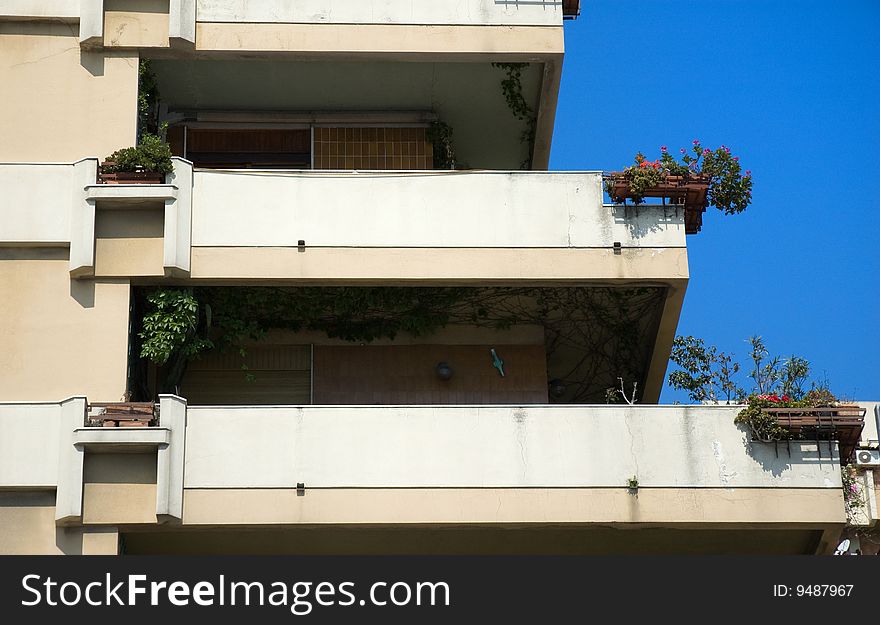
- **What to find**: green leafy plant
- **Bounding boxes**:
[137,59,160,139]
[103,133,174,175]
[135,285,665,398]
[426,121,456,169]
[842,464,866,520]
[667,335,744,403]
[492,62,537,169]
[139,289,212,392]
[606,141,752,214]
[626,475,639,490]
[668,334,847,441]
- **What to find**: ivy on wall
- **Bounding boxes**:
[492,62,537,169]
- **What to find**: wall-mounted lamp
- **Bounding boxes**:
[435,362,453,381]
[548,378,566,399]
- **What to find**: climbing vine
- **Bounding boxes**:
[492,62,537,169]
[134,286,666,400]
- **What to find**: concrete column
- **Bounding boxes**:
[79,0,104,48]
[69,159,98,277]
[156,395,187,522]
[55,397,87,525]
[164,158,193,276]
[169,0,196,45]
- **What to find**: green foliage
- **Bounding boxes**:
[103,133,174,175]
[426,121,457,170]
[139,289,212,366]
[842,464,865,518]
[747,335,781,394]
[137,59,159,139]
[606,141,752,214]
[135,285,666,401]
[669,333,844,441]
[626,475,639,490]
[667,335,744,403]
[779,355,811,399]
[492,62,537,169]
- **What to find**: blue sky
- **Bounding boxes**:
[550,0,880,401]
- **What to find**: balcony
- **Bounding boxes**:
[0,399,847,554]
[0,162,687,282]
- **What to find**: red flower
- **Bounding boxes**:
[639,161,649,168]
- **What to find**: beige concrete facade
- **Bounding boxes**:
[181,487,844,527]
[0,254,130,401]
[104,0,170,49]
[94,207,165,277]
[0,2,851,557]
[0,22,137,162]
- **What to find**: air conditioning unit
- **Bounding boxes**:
[855,449,880,467]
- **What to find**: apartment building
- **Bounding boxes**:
[0,1,860,555]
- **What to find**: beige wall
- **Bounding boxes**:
[82,452,158,524]
[94,207,165,277]
[104,0,170,48]
[0,252,130,401]
[0,22,137,162]
[182,487,844,527]
[0,489,123,554]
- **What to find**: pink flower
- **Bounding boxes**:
[703,148,711,156]
[660,145,667,152]
[693,139,700,145]
[724,147,731,154]
[745,170,752,176]
[680,148,686,154]
[733,156,739,161]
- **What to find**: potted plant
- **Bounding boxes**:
[604,141,752,234]
[735,390,865,459]
[99,133,173,184]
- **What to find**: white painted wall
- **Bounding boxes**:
[184,405,841,489]
[191,171,685,249]
[0,0,79,20]
[197,0,564,26]
[0,163,74,245]
[0,402,64,487]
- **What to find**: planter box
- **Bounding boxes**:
[760,405,866,461]
[98,162,165,185]
[88,401,158,428]
[605,173,709,235]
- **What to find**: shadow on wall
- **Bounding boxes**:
[80,50,105,77]
[743,425,839,478]
[611,205,678,240]
[70,278,95,308]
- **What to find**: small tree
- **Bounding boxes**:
[667,335,744,403]
[747,335,781,395]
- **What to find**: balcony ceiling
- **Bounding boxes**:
[151,59,544,170]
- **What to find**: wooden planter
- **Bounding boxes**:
[605,173,709,235]
[87,402,158,428]
[760,405,866,461]
[98,162,165,185]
